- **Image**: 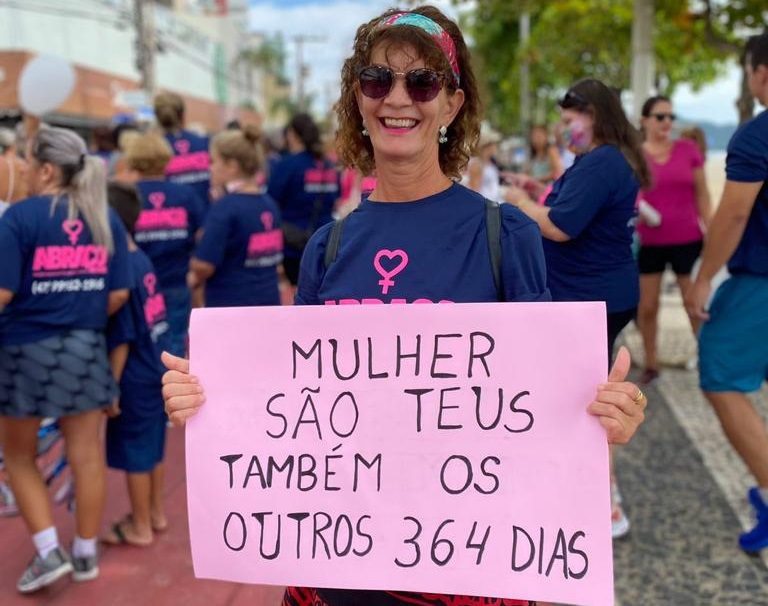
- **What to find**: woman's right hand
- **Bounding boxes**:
[161,351,205,426]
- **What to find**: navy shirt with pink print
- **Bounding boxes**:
[0,195,131,345]
[295,183,550,307]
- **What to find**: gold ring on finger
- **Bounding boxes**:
[633,388,645,405]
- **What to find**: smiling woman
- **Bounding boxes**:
[162,4,649,606]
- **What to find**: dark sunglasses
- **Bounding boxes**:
[358,65,448,103]
[558,90,589,109]
[650,112,676,122]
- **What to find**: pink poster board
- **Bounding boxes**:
[187,302,613,606]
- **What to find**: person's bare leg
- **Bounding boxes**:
[0,417,52,533]
[125,472,153,542]
[707,391,768,486]
[637,273,663,372]
[150,462,167,531]
[59,410,105,539]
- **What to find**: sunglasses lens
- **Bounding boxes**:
[359,67,393,99]
[653,113,676,122]
[405,69,442,103]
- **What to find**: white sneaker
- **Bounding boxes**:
[612,505,631,539]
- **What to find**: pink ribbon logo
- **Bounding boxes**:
[148,192,165,209]
[62,219,83,245]
[143,273,157,295]
[174,139,190,155]
[260,211,274,231]
[373,249,409,295]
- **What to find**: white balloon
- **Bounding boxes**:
[18,55,76,116]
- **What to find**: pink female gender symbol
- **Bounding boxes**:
[174,140,190,154]
[61,219,83,245]
[148,192,165,209]
[373,249,409,295]
[143,273,157,295]
[260,211,274,231]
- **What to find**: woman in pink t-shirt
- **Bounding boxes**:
[636,96,712,385]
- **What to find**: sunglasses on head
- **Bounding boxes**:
[650,112,676,122]
[558,90,589,109]
[358,65,448,103]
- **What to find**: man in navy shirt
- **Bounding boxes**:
[686,32,768,552]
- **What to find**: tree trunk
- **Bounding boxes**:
[736,64,755,124]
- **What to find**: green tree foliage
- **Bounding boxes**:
[458,0,767,131]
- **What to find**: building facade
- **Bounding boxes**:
[0,0,277,132]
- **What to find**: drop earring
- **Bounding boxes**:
[362,123,369,137]
[438,125,448,144]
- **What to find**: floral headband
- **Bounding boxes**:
[376,12,461,87]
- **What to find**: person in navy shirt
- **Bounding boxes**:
[507,79,651,541]
[189,125,283,307]
[508,79,649,359]
[162,8,648,606]
[267,113,339,288]
[154,92,211,204]
[0,126,131,592]
[686,32,768,553]
[124,132,205,358]
[100,182,170,548]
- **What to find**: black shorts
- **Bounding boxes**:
[637,241,702,275]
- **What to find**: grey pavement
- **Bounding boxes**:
[610,272,768,605]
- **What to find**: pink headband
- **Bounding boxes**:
[377,12,461,87]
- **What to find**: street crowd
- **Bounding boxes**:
[0,5,766,606]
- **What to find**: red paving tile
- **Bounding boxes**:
[0,425,285,606]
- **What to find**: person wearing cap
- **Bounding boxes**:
[466,121,502,202]
[161,7,647,606]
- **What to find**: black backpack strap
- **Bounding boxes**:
[323,214,350,271]
[484,199,503,301]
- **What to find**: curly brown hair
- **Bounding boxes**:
[335,5,480,180]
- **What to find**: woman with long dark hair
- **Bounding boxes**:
[508,78,651,539]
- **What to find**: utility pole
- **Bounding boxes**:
[293,34,325,110]
[630,0,655,124]
[134,0,156,99]
[519,11,531,138]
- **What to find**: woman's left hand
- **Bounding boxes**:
[588,347,646,445]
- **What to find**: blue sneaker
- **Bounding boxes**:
[740,488,768,552]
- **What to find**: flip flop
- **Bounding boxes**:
[101,521,153,547]
[115,513,168,534]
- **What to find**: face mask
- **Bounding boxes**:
[562,119,592,152]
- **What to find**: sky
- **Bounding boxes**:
[247,0,746,127]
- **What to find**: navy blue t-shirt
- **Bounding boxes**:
[725,109,768,276]
[134,179,205,290]
[0,195,131,345]
[293,184,549,606]
[295,183,550,306]
[107,249,169,387]
[543,145,639,313]
[194,192,283,307]
[164,129,211,204]
[267,150,339,256]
